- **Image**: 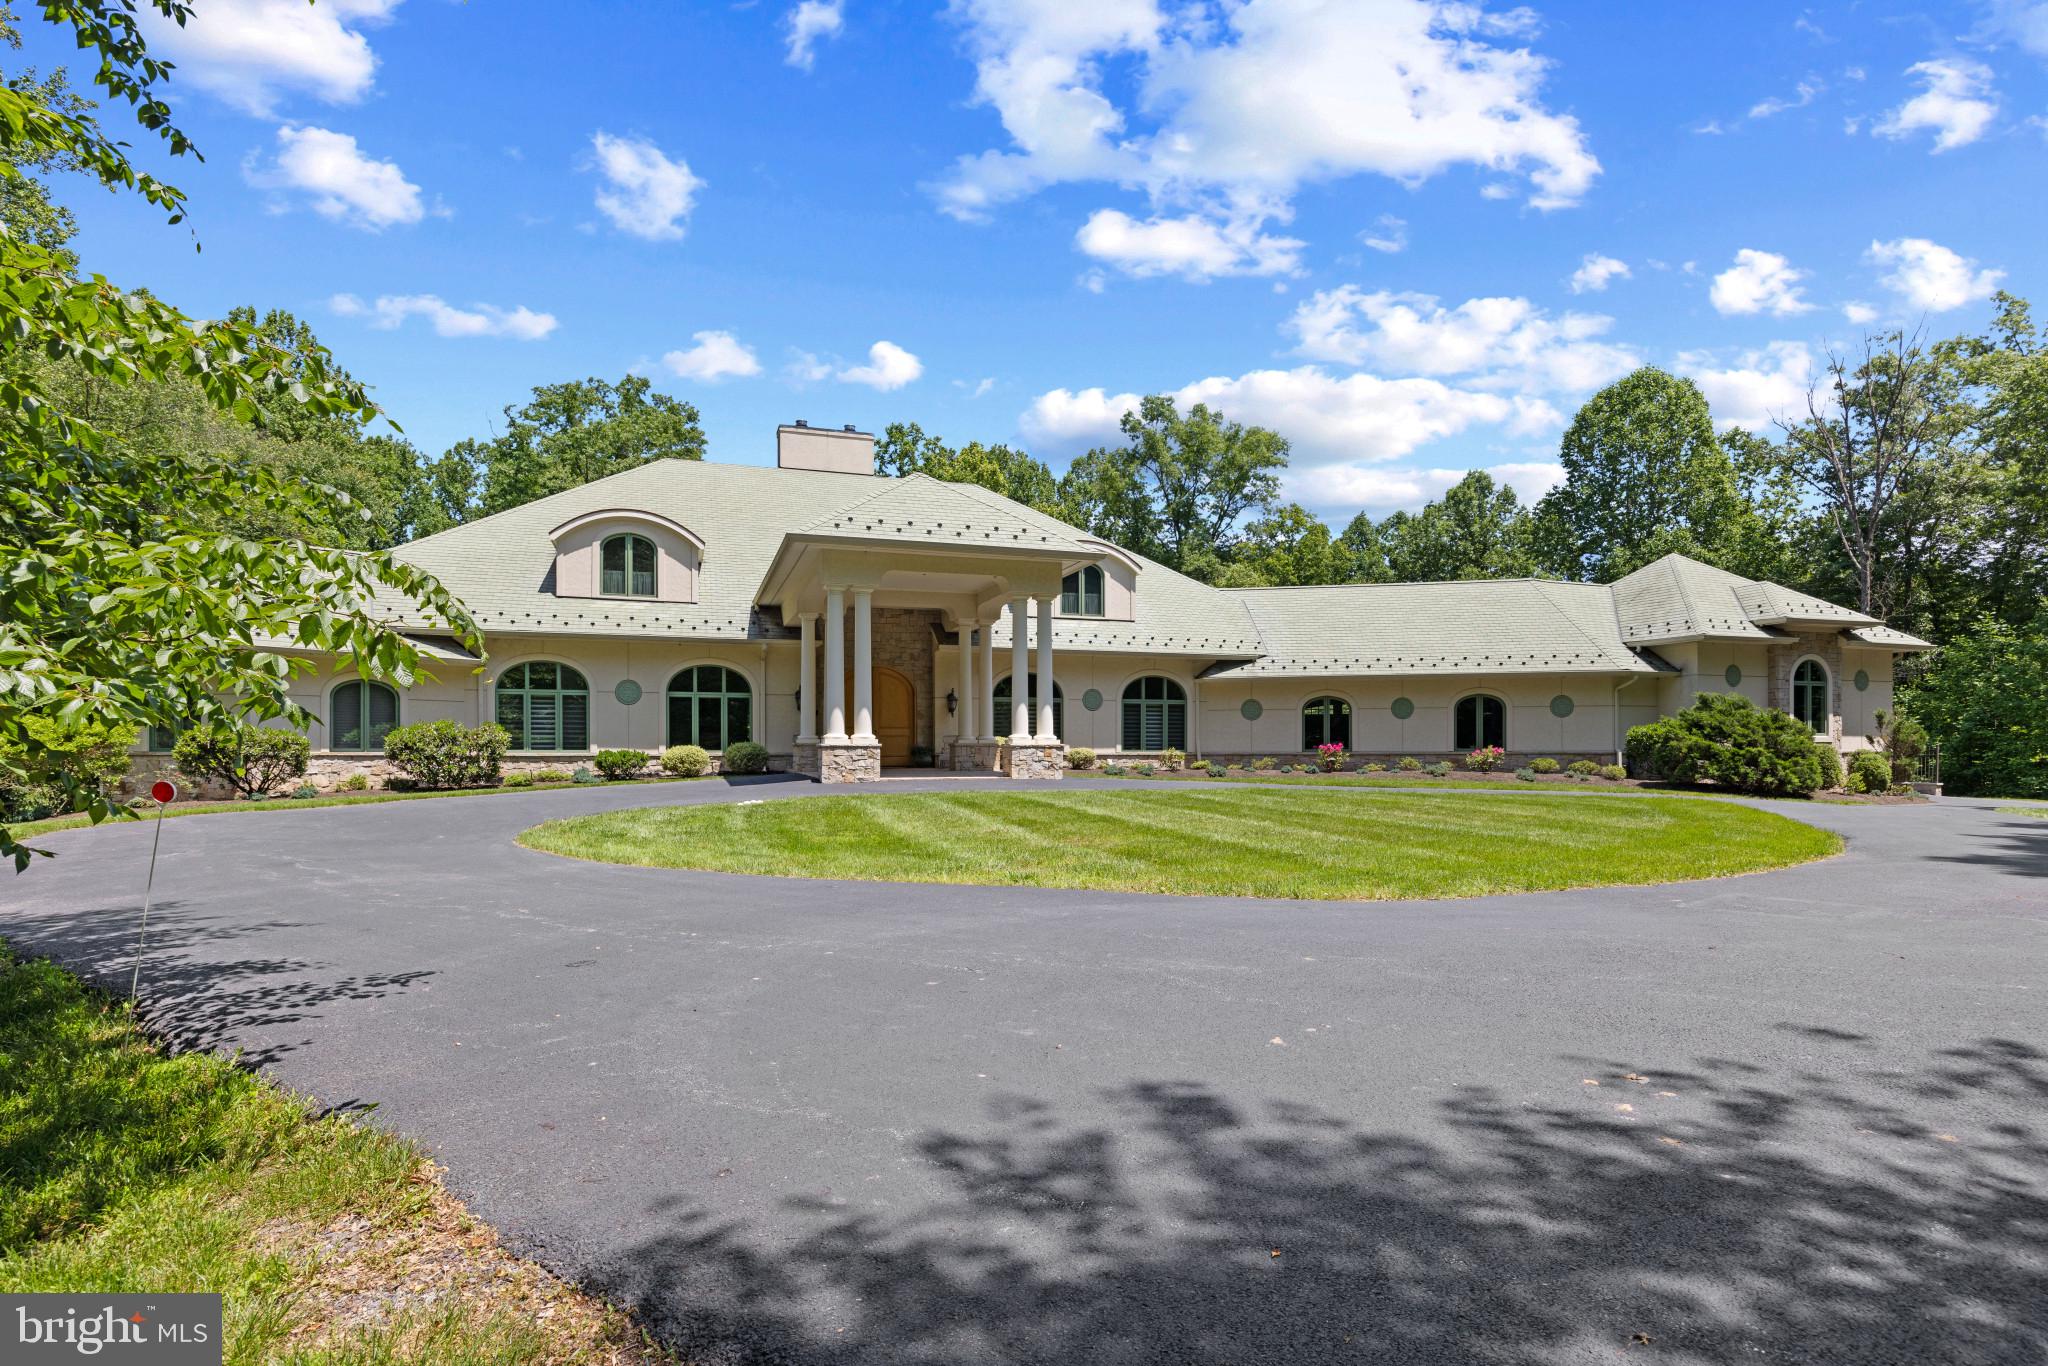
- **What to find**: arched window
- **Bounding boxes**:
[496,662,590,751]
[600,533,657,597]
[1302,696,1351,750]
[668,665,752,750]
[1453,695,1505,751]
[331,679,400,751]
[1061,565,1105,616]
[1791,659,1829,733]
[993,675,1063,738]
[1121,676,1186,751]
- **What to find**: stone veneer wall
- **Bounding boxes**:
[118,747,794,799]
[872,607,942,755]
[1767,631,1846,748]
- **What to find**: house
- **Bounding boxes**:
[137,423,1934,786]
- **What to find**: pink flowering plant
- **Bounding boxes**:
[1465,745,1506,772]
[1315,742,1347,772]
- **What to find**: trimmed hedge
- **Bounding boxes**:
[381,721,509,790]
[721,741,770,774]
[172,722,311,798]
[661,744,711,777]
[593,749,650,780]
[1846,750,1894,794]
[1624,693,1828,796]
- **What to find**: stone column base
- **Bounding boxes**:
[816,740,882,783]
[1005,740,1065,780]
[792,740,820,778]
[948,739,1003,772]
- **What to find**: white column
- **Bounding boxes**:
[823,587,847,741]
[1034,596,1056,741]
[1009,596,1032,741]
[977,621,997,743]
[853,588,875,742]
[796,612,817,743]
[956,619,976,743]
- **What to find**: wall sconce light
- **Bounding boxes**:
[945,690,958,715]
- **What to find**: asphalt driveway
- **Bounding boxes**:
[4,778,2044,1365]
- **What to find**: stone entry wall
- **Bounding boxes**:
[1767,631,1845,748]
[872,607,943,758]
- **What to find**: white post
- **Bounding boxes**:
[853,588,875,742]
[978,621,997,744]
[1009,596,1032,742]
[823,587,847,741]
[796,612,817,743]
[1034,595,1056,741]
[957,619,976,743]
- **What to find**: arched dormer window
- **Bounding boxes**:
[601,532,657,597]
[1061,566,1104,616]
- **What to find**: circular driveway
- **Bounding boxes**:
[5,778,2045,1365]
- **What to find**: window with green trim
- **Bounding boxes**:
[147,723,180,752]
[994,675,1063,737]
[331,679,399,751]
[1453,695,1504,750]
[1302,696,1351,750]
[1120,676,1186,751]
[600,533,657,597]
[1060,566,1105,616]
[667,666,752,750]
[496,662,590,751]
[1791,659,1829,733]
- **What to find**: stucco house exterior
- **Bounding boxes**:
[140,423,1933,786]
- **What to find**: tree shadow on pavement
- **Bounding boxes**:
[606,1039,2047,1366]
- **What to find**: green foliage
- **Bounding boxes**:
[1398,756,1422,772]
[0,715,134,822]
[1188,758,1210,770]
[1227,502,1351,586]
[1362,761,1386,772]
[379,721,508,790]
[571,765,600,784]
[289,783,318,800]
[660,743,711,777]
[533,768,572,783]
[1568,759,1599,777]
[1351,472,1537,583]
[1530,757,1560,774]
[721,740,770,774]
[1065,746,1096,770]
[1159,747,1186,771]
[171,723,311,799]
[463,375,705,517]
[1846,751,1894,794]
[503,771,534,786]
[873,422,1071,521]
[1425,761,1453,777]
[592,748,649,780]
[338,772,369,793]
[1598,764,1627,782]
[1897,612,2048,796]
[1624,693,1827,796]
[1514,767,1539,782]
[1252,756,1277,770]
[1464,746,1505,772]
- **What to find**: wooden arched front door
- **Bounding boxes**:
[849,665,916,766]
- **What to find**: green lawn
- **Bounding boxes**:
[520,788,1840,900]
[0,945,665,1363]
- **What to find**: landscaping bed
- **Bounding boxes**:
[519,788,1841,900]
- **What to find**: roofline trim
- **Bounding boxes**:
[548,507,707,553]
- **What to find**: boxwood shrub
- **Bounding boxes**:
[593,749,650,780]
[172,721,311,798]
[1624,694,1827,796]
[381,720,509,790]
[1846,750,1894,794]
[661,744,712,777]
[722,740,770,774]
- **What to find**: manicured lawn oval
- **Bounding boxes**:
[518,789,1840,901]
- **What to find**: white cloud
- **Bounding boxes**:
[957,377,998,398]
[1874,59,1997,151]
[936,0,1599,270]
[661,330,762,381]
[329,293,556,340]
[1075,208,1303,280]
[1864,236,2004,311]
[836,340,924,390]
[1979,1,2048,57]
[1709,248,1814,317]
[247,125,424,229]
[1568,253,1629,293]
[1842,301,1880,324]
[1285,287,1638,394]
[1290,459,1563,512]
[785,0,845,70]
[1360,214,1407,254]
[589,133,702,241]
[1749,76,1823,119]
[1677,341,1815,432]
[140,0,398,116]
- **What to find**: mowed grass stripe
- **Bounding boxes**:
[520,789,1839,901]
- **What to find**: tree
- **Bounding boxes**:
[1,0,479,870]
[1535,368,1744,582]
[873,422,1070,521]
[1059,396,1287,581]
[1227,503,1346,587]
[1895,612,2048,799]
[1378,471,1538,582]
[475,375,705,515]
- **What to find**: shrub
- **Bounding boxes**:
[1315,742,1347,772]
[571,766,601,784]
[1189,758,1210,771]
[291,783,319,800]
[1514,767,1538,782]
[1623,693,1830,797]
[533,768,572,783]
[1,715,137,821]
[1530,757,1560,774]
[1894,613,2048,798]
[504,772,535,787]
[1464,745,1505,772]
[661,744,712,777]
[722,740,770,774]
[1066,746,1097,770]
[1209,766,1230,780]
[1101,762,1126,776]
[1134,761,1157,776]
[1160,747,1186,771]
[1846,750,1894,794]
[1398,756,1423,772]
[1252,756,1277,771]
[173,721,312,798]
[1815,742,1843,792]
[1363,761,1386,773]
[1567,759,1599,777]
[1424,761,1453,777]
[1598,764,1627,782]
[593,748,650,781]
[339,772,370,792]
[380,721,508,791]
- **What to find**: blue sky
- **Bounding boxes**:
[21,0,2048,518]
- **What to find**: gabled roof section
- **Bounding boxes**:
[1213,578,1657,677]
[1612,554,1777,642]
[794,473,1083,554]
[1846,624,1935,651]
[1736,580,1878,626]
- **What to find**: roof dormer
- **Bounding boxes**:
[547,508,704,603]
